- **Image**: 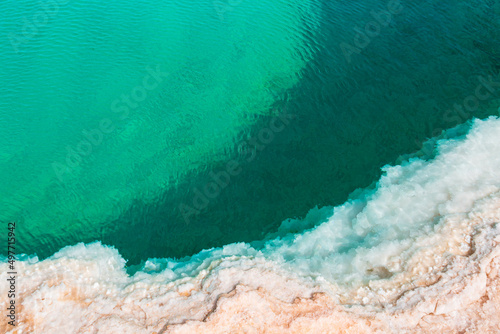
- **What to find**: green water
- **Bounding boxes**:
[1,0,499,264]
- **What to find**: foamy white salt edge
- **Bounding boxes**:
[2,117,500,333]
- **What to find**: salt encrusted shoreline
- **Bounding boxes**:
[167,228,500,333]
[166,197,500,334]
[1,198,498,334]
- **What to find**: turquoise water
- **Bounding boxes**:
[1,0,499,264]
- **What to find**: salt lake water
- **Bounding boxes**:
[1,0,499,267]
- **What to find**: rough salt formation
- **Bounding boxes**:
[1,198,499,334]
[1,117,500,333]
[166,201,500,334]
